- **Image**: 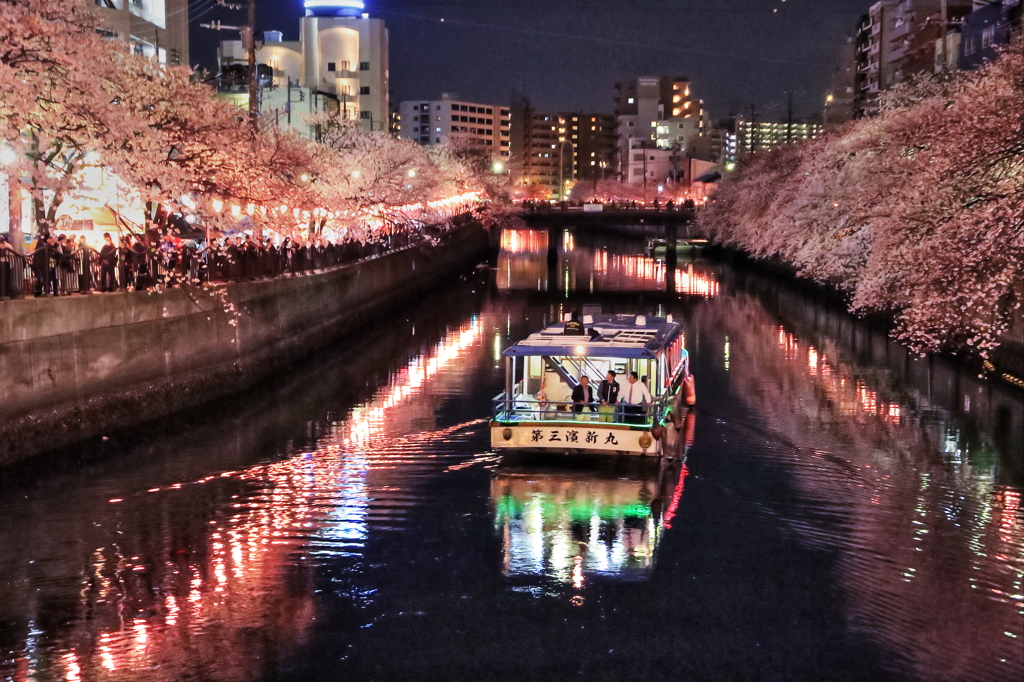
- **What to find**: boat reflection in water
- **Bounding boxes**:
[491,411,694,590]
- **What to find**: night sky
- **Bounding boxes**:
[190,0,869,121]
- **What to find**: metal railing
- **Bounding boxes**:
[492,394,665,427]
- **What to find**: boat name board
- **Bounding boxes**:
[491,424,653,453]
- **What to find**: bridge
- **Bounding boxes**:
[519,206,700,240]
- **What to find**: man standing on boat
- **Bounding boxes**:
[563,311,585,335]
[597,370,620,422]
[620,371,652,423]
[571,375,596,415]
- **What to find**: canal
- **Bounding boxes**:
[1,228,1021,681]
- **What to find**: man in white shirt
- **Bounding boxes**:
[619,371,652,424]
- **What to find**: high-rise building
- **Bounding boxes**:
[509,99,562,198]
[824,36,857,126]
[854,0,973,117]
[554,113,616,183]
[737,117,823,154]
[398,96,510,159]
[217,0,389,134]
[613,76,711,182]
[93,0,189,65]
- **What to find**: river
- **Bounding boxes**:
[0,227,1021,681]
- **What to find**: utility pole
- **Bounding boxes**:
[201,0,259,125]
[247,0,257,121]
[939,0,948,73]
[748,103,758,154]
[786,91,794,144]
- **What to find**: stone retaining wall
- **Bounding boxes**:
[0,224,491,463]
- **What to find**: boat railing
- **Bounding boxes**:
[492,393,669,427]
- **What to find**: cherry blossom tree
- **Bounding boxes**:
[699,43,1024,355]
[1,0,494,251]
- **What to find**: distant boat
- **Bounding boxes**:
[644,237,708,261]
[490,314,694,457]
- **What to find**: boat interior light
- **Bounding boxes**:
[564,312,572,322]
[635,315,647,326]
[575,345,586,355]
[666,314,673,323]
[583,315,594,325]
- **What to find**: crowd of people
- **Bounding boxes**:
[0,226,431,298]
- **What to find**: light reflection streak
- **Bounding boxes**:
[12,317,486,681]
[761,322,1024,673]
[497,232,720,296]
[492,462,684,587]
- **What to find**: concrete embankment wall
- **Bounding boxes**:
[0,224,491,464]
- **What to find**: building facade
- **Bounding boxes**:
[398,96,510,159]
[554,113,617,182]
[959,0,1022,70]
[740,119,824,154]
[217,0,389,134]
[93,0,189,65]
[509,99,562,198]
[854,0,975,117]
[613,76,711,181]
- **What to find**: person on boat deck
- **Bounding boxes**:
[571,375,596,414]
[620,371,652,423]
[597,370,620,422]
[563,311,585,335]
[598,371,619,405]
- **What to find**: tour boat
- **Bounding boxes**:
[490,314,695,457]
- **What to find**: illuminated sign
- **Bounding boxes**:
[304,0,365,13]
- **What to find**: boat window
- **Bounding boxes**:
[527,356,544,395]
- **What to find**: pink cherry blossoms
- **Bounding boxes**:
[0,0,494,243]
[699,43,1024,356]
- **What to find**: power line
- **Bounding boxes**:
[378,10,830,66]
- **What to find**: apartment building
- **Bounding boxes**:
[735,119,824,155]
[217,0,389,134]
[613,76,711,181]
[508,99,562,198]
[92,0,189,64]
[854,0,973,117]
[398,96,511,159]
[554,113,617,182]
[960,0,1022,70]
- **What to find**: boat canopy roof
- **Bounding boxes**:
[502,314,683,360]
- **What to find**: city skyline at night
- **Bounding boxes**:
[190,0,868,118]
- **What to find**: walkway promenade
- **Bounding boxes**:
[0,220,492,463]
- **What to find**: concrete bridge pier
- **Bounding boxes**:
[666,222,677,296]
[547,223,561,296]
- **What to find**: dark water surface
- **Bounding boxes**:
[1,229,1022,682]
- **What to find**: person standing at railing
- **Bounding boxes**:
[158,233,179,286]
[73,236,93,293]
[98,233,117,292]
[131,235,149,290]
[619,371,652,424]
[117,235,133,289]
[32,235,53,296]
[56,235,76,294]
[571,375,597,415]
[597,370,620,423]
[0,234,15,299]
